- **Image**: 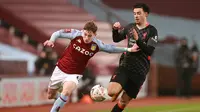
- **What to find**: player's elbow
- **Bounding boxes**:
[146,50,154,56]
[51,31,60,38]
[145,47,155,56]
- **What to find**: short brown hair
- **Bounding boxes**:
[133,3,150,14]
[83,21,98,33]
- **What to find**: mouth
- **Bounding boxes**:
[85,40,89,43]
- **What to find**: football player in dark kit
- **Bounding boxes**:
[107,3,159,112]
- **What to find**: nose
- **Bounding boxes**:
[85,37,89,40]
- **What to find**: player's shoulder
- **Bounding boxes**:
[92,38,101,44]
[64,28,83,37]
[148,24,158,32]
[63,28,81,33]
[92,38,104,47]
[122,23,135,31]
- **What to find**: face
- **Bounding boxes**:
[83,30,96,43]
[133,8,147,24]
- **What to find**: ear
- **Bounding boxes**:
[94,32,97,36]
[145,12,148,17]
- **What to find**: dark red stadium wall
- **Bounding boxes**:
[148,62,158,97]
[157,64,200,96]
[102,0,200,20]
[0,6,65,55]
[0,60,27,75]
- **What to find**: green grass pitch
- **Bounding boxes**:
[96,102,200,112]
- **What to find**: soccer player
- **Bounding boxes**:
[43,21,139,112]
[107,3,159,112]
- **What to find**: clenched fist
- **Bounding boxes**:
[113,22,121,30]
[128,43,140,52]
[43,40,54,47]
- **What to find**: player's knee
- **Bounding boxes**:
[61,90,71,96]
[107,87,120,97]
[107,89,116,97]
[107,83,122,97]
[47,93,55,99]
[61,89,72,96]
[47,88,57,99]
[62,81,77,96]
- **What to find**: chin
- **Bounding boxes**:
[135,21,139,23]
[135,22,141,25]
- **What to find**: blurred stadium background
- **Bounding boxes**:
[0,0,200,112]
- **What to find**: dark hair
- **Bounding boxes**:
[83,21,98,33]
[133,3,150,14]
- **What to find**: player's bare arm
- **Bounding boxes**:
[96,39,139,53]
[43,29,81,47]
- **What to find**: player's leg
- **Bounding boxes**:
[50,75,82,112]
[48,67,64,100]
[47,88,60,99]
[107,82,123,101]
[107,67,128,102]
[111,91,132,112]
[111,75,145,112]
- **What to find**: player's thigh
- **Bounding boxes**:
[61,75,82,96]
[61,81,77,96]
[124,78,145,99]
[48,66,64,90]
[108,67,128,96]
[47,67,64,99]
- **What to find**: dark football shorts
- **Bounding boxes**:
[110,66,146,99]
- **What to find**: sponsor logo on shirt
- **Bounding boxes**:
[73,44,94,56]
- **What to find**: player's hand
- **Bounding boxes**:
[133,29,139,40]
[128,44,140,52]
[113,22,121,30]
[43,40,54,47]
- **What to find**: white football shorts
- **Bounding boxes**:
[48,66,82,89]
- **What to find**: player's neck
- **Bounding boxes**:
[83,38,93,44]
[136,21,149,30]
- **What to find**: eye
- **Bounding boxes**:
[138,12,141,15]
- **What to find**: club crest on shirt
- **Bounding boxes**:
[143,32,147,39]
[91,44,97,51]
[77,39,81,43]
